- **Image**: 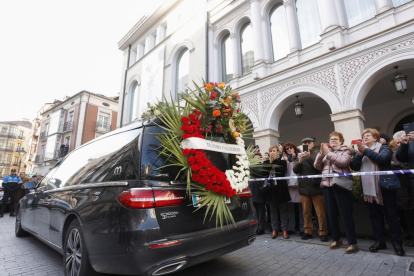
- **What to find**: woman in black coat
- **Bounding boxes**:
[249,152,268,235]
[264,145,291,238]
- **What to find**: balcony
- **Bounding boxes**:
[96,121,111,133]
[0,146,14,152]
[35,155,44,163]
[39,131,48,141]
[17,135,25,140]
[63,121,73,132]
[0,131,17,139]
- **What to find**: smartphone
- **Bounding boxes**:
[351,139,362,145]
[403,122,414,135]
[302,145,309,152]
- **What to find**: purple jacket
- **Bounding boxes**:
[314,146,352,187]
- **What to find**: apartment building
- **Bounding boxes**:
[0,120,32,176]
[32,91,118,175]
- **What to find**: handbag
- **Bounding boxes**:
[331,162,354,191]
[303,159,320,187]
[379,174,401,190]
[260,165,276,194]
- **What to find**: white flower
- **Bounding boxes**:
[150,103,156,108]
[154,110,161,116]
[245,170,250,176]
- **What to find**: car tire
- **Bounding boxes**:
[15,207,29,237]
[63,220,98,276]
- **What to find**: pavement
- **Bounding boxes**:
[0,213,414,276]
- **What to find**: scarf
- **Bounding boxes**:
[286,151,299,162]
[360,142,383,205]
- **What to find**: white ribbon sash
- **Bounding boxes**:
[181,137,246,155]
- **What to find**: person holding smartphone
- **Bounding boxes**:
[396,129,414,247]
[293,138,328,241]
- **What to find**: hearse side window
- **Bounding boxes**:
[38,166,59,190]
[50,129,141,187]
[141,125,185,181]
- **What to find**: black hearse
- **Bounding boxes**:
[16,121,257,276]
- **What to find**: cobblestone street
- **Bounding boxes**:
[1,214,414,276]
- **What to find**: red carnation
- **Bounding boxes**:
[188,156,196,165]
[199,169,207,176]
[213,185,221,193]
[191,173,200,182]
[191,164,200,171]
[200,176,209,184]
[205,184,213,191]
[182,149,190,156]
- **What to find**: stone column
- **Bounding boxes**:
[261,15,272,62]
[317,0,341,33]
[375,0,392,13]
[250,0,265,64]
[283,0,300,52]
[230,33,240,78]
[208,24,215,82]
[213,43,219,82]
[330,110,365,146]
[253,129,280,154]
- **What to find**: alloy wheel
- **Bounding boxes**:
[65,228,82,276]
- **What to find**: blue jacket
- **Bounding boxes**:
[396,141,414,182]
[2,174,22,191]
[350,145,393,172]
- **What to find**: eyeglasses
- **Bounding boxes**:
[329,138,339,141]
[286,147,294,150]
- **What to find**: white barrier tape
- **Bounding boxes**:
[250,169,414,182]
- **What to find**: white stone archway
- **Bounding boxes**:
[262,83,341,131]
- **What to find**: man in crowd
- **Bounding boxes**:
[0,169,22,218]
[397,130,414,247]
[293,137,328,241]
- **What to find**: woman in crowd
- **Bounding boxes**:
[350,128,404,256]
[264,145,291,239]
[281,142,303,239]
[314,131,358,253]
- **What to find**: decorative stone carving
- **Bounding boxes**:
[241,93,259,119]
[261,66,338,111]
[283,0,292,7]
[339,37,414,91]
[213,3,250,31]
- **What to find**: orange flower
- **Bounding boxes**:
[224,96,232,103]
[201,101,205,105]
[218,82,225,89]
[232,132,240,138]
[212,110,221,117]
[204,83,213,91]
[231,92,239,97]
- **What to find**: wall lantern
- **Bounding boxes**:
[391,66,408,94]
[293,96,304,118]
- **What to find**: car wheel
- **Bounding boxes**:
[15,207,29,237]
[63,220,98,276]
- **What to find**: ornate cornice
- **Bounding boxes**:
[212,2,250,32]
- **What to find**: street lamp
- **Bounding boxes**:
[17,148,27,173]
[391,66,408,94]
[0,164,4,177]
[293,95,304,118]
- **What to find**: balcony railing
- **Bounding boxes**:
[17,135,24,140]
[35,155,44,163]
[0,146,14,152]
[0,132,17,138]
[96,121,111,133]
[39,131,48,141]
[63,121,73,132]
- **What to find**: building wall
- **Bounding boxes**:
[84,104,98,143]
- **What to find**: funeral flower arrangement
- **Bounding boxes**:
[143,81,260,227]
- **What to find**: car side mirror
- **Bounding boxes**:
[23,182,36,190]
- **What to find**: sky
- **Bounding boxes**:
[0,0,164,122]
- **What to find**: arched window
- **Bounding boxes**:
[240,23,254,75]
[221,34,233,82]
[129,81,139,122]
[343,0,376,27]
[270,5,290,61]
[296,0,322,48]
[176,49,189,95]
[392,0,411,6]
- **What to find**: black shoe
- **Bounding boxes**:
[369,242,387,252]
[320,235,329,242]
[405,241,414,247]
[393,244,405,256]
[288,230,295,235]
[301,233,313,240]
[0,213,3,218]
[300,231,304,237]
[9,214,16,217]
[256,230,265,235]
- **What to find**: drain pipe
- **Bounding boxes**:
[120,45,131,127]
[206,19,209,81]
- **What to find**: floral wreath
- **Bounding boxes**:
[142,81,259,227]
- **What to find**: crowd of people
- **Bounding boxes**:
[0,171,42,218]
[250,128,414,256]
